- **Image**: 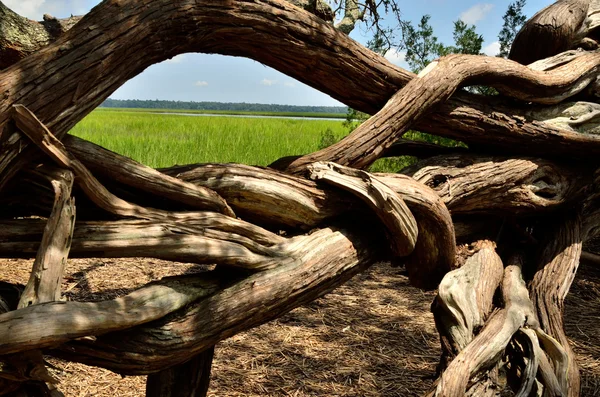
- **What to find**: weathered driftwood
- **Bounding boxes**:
[3,0,600,199]
[0,0,598,395]
[63,134,234,214]
[13,104,235,218]
[403,155,585,214]
[44,225,385,374]
[510,0,590,65]
[308,161,418,257]
[284,52,600,172]
[434,252,566,397]
[0,216,290,271]
[530,213,583,396]
[0,274,222,355]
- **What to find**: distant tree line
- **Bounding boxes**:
[100,99,348,114]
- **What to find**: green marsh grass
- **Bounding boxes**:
[71,109,348,168]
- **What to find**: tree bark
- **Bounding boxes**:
[145,348,214,397]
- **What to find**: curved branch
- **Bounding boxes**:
[529,213,583,396]
[509,0,589,65]
[48,225,385,374]
[308,161,418,257]
[2,0,600,194]
[285,53,600,171]
[403,155,586,214]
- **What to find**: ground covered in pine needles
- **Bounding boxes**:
[1,257,599,396]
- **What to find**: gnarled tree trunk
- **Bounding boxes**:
[0,0,598,396]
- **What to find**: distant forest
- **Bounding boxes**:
[100,99,348,114]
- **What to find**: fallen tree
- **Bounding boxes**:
[0,0,599,396]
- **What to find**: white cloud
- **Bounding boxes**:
[194,81,209,87]
[483,41,501,56]
[4,0,46,19]
[385,49,407,66]
[284,82,296,88]
[261,78,277,86]
[459,3,494,25]
[166,54,186,64]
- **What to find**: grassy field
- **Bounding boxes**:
[71,108,349,168]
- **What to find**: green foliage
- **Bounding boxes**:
[342,107,370,131]
[399,15,445,73]
[72,109,348,168]
[318,127,338,150]
[498,0,527,58]
[398,16,484,73]
[444,20,484,56]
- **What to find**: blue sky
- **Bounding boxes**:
[6,0,553,106]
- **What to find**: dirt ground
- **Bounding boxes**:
[1,257,599,396]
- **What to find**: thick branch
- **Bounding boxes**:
[308,161,418,257]
[13,104,235,219]
[2,0,600,194]
[18,166,75,308]
[285,53,600,171]
[530,213,583,396]
[42,225,385,374]
[509,0,590,64]
[403,155,585,214]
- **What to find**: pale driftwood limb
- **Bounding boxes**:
[47,226,384,374]
[435,254,539,397]
[403,155,583,214]
[375,174,456,290]
[2,0,600,197]
[0,274,221,355]
[5,165,74,394]
[12,104,235,218]
[527,101,600,135]
[530,213,583,397]
[18,166,74,308]
[431,240,504,374]
[145,347,214,397]
[0,215,288,271]
[308,161,418,257]
[63,135,234,215]
[164,163,456,289]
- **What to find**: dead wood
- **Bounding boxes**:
[308,161,418,257]
[2,0,600,197]
[403,155,584,214]
[17,166,74,308]
[284,52,600,172]
[0,214,290,271]
[510,0,590,65]
[13,105,234,218]
[431,241,504,372]
[0,0,598,395]
[530,213,583,396]
[45,225,385,374]
[63,135,234,215]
